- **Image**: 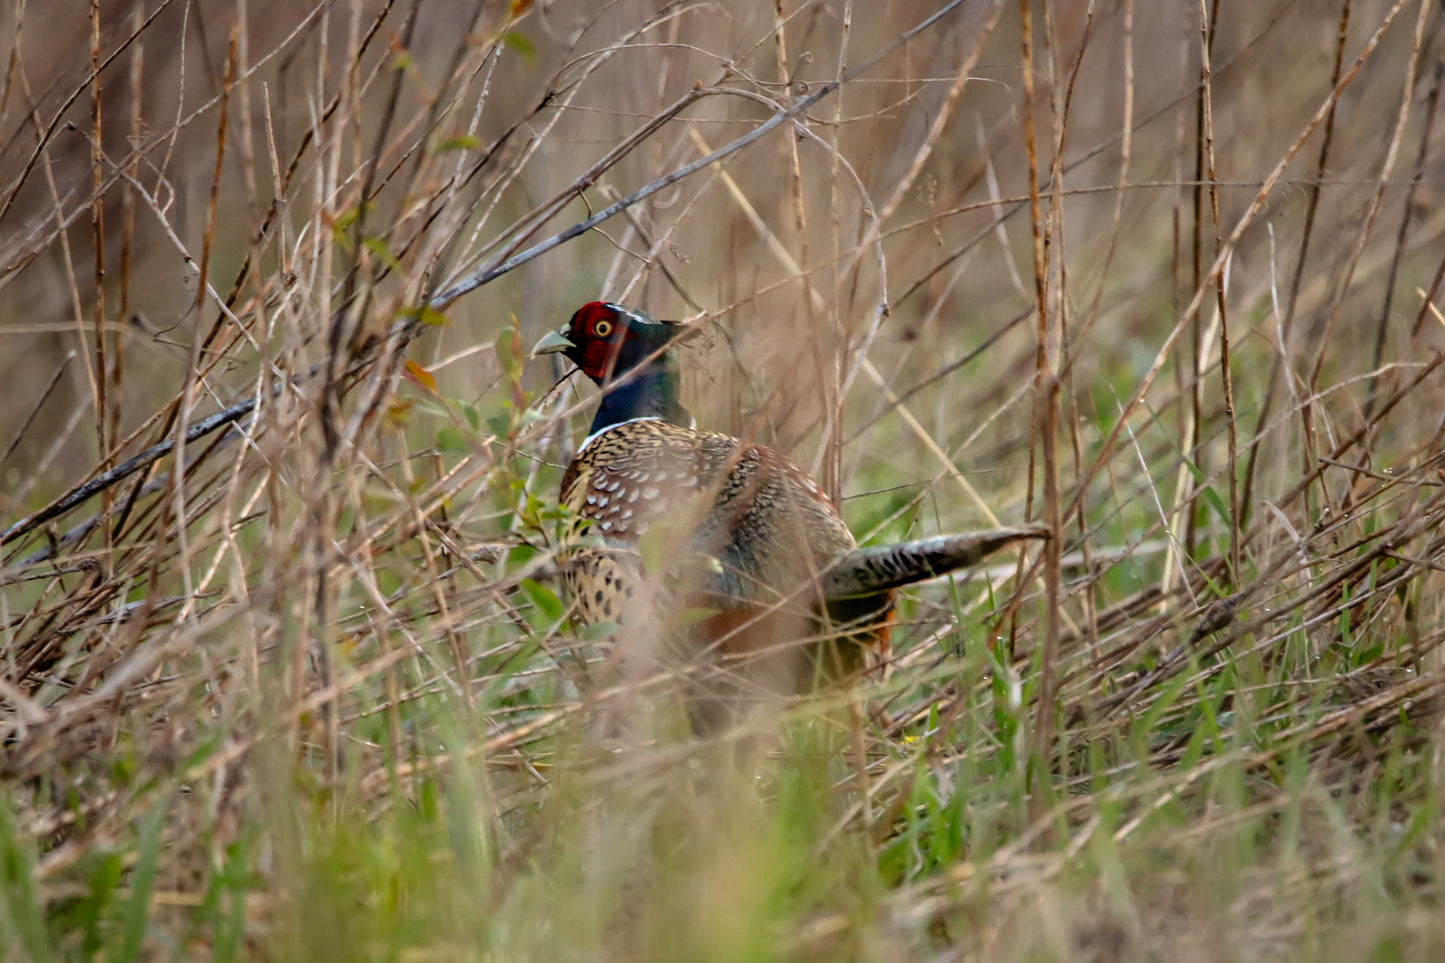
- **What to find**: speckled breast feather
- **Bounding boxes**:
[558,418,861,625]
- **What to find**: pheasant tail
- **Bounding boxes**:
[822,525,1050,600]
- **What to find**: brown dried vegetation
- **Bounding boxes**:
[2,1,1444,959]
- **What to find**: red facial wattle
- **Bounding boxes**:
[570,302,627,381]
[579,337,620,380]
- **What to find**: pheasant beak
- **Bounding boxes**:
[530,328,575,358]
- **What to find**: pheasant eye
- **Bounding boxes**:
[593,319,613,337]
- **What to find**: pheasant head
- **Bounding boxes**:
[531,301,691,438]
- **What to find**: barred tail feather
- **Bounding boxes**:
[822,526,1049,600]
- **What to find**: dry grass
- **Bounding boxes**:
[2,0,1445,959]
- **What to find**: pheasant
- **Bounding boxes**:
[532,301,1046,729]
